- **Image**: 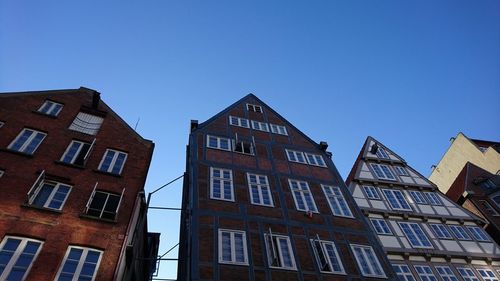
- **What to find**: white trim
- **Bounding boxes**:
[370,218,392,235]
[394,166,410,176]
[85,182,99,212]
[398,222,433,249]
[229,116,250,128]
[305,153,327,167]
[0,236,43,281]
[392,264,415,281]
[288,179,318,213]
[449,225,472,241]
[210,167,234,202]
[269,124,288,135]
[98,149,128,175]
[466,226,490,242]
[251,120,269,132]
[247,173,274,207]
[54,246,103,281]
[86,190,122,219]
[476,269,498,281]
[8,128,46,154]
[264,233,297,270]
[457,267,480,281]
[37,100,63,116]
[84,138,96,161]
[285,149,307,164]
[27,170,45,204]
[246,103,263,113]
[371,163,397,181]
[218,229,248,265]
[409,190,428,204]
[29,181,72,210]
[382,189,412,211]
[310,238,346,274]
[414,265,438,281]
[363,185,381,200]
[424,192,443,206]
[435,265,458,281]
[206,135,231,151]
[321,184,353,218]
[429,224,453,239]
[350,244,386,278]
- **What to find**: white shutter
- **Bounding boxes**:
[85,182,98,212]
[27,170,45,204]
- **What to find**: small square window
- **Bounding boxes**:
[371,219,392,235]
[375,147,390,159]
[392,264,416,281]
[305,153,327,167]
[270,124,288,135]
[69,112,104,135]
[38,100,63,116]
[251,120,269,132]
[233,140,254,155]
[85,189,123,220]
[435,266,458,281]
[28,175,72,211]
[477,269,498,281]
[394,166,410,176]
[414,265,438,281]
[383,189,412,211]
[246,103,263,113]
[207,135,231,151]
[229,116,250,128]
[60,139,95,166]
[363,186,380,200]
[98,149,127,175]
[285,149,307,164]
[8,128,46,155]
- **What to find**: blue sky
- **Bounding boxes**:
[1,1,499,279]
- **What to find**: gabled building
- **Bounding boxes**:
[178,95,396,281]
[346,136,500,281]
[0,87,158,281]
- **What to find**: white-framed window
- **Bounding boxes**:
[98,149,127,175]
[424,193,443,206]
[399,222,433,248]
[60,139,95,166]
[0,236,43,281]
[363,186,380,200]
[310,238,345,274]
[285,149,307,164]
[449,225,471,240]
[409,191,428,204]
[38,100,63,116]
[382,189,412,211]
[247,173,273,207]
[210,167,234,201]
[246,103,263,113]
[85,187,124,220]
[218,229,248,265]
[305,153,327,167]
[28,178,72,211]
[264,232,296,270]
[394,166,410,176]
[207,135,231,151]
[435,266,458,281]
[414,265,438,281]
[375,147,390,159]
[371,164,396,181]
[270,124,288,135]
[55,246,102,281]
[477,269,499,281]
[229,116,250,128]
[350,244,386,278]
[68,112,104,135]
[429,224,452,239]
[8,128,46,155]
[393,264,416,281]
[467,226,490,242]
[457,267,480,281]
[480,200,499,216]
[251,120,269,132]
[289,179,318,212]
[322,185,352,217]
[232,140,254,155]
[371,219,392,235]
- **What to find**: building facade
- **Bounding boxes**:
[178,95,396,281]
[346,136,500,281]
[0,87,158,281]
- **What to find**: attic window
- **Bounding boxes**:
[375,147,390,159]
[246,103,263,113]
[69,112,104,135]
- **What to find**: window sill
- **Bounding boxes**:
[79,214,117,224]
[31,110,58,119]
[0,148,34,158]
[21,204,62,214]
[55,161,86,170]
[93,169,122,178]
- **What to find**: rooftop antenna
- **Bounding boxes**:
[134,117,140,131]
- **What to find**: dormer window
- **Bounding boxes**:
[38,100,63,117]
[69,112,103,135]
[246,103,262,113]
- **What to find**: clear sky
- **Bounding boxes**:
[1,1,499,279]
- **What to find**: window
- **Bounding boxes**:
[270,124,288,135]
[350,244,385,278]
[210,167,234,201]
[375,147,390,159]
[38,100,63,116]
[289,179,317,212]
[207,135,231,151]
[247,103,263,113]
[98,149,127,175]
[0,236,43,281]
[424,193,443,206]
[0,170,4,178]
[233,140,254,155]
[493,194,500,208]
[229,116,249,128]
[395,166,410,176]
[371,219,392,235]
[457,268,480,281]
[311,238,345,274]
[480,179,497,190]
[449,225,471,240]
[399,222,433,248]
[60,139,95,166]
[363,186,380,199]
[371,164,396,181]
[68,112,103,135]
[383,189,412,211]
[247,173,273,207]
[55,246,102,281]
[467,226,490,242]
[435,266,458,281]
[305,153,327,167]
[8,128,46,154]
[480,200,499,216]
[251,120,269,132]
[0,121,4,128]
[218,229,248,265]
[477,269,499,281]
[322,185,352,217]
[85,188,123,220]
[409,191,427,204]
[265,232,296,270]
[429,224,452,239]
[28,176,71,211]
[414,265,438,281]
[285,149,307,164]
[393,264,416,281]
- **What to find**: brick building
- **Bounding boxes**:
[0,87,159,281]
[177,95,396,281]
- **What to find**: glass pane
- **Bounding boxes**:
[63,142,81,163]
[89,192,107,211]
[99,151,115,172]
[33,184,53,207]
[111,153,126,174]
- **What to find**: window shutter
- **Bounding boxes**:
[268,228,277,262]
[27,170,45,204]
[84,138,96,161]
[85,182,98,212]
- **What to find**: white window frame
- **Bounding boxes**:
[435,266,458,281]
[429,224,453,239]
[467,226,490,242]
[350,244,386,278]
[60,139,95,166]
[363,185,381,200]
[55,246,103,281]
[322,185,353,218]
[288,179,318,213]
[264,232,297,270]
[0,236,43,281]
[480,200,499,216]
[85,188,124,220]
[68,112,104,135]
[218,229,248,265]
[382,189,412,211]
[305,153,327,167]
[206,135,231,151]
[229,116,250,128]
[232,139,255,155]
[38,100,63,116]
[310,238,345,274]
[393,264,416,281]
[457,267,480,281]
[285,149,307,164]
[424,192,443,206]
[269,124,288,135]
[8,128,46,154]
[251,120,269,132]
[375,147,390,159]
[414,265,438,281]
[409,191,428,204]
[371,163,396,181]
[477,269,499,281]
[246,103,263,113]
[449,225,472,240]
[247,173,273,207]
[394,166,410,176]
[210,167,234,202]
[371,219,392,235]
[29,180,72,211]
[399,222,433,249]
[97,149,128,175]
